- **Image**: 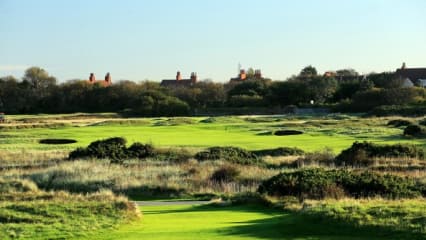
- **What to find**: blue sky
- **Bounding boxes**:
[1,0,425,82]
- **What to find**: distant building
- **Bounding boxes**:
[230,69,263,83]
[395,62,426,87]
[323,71,364,83]
[230,69,247,82]
[87,72,112,87]
[160,71,197,87]
[418,79,426,87]
[401,78,415,88]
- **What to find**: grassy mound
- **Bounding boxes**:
[335,141,425,167]
[0,179,140,240]
[387,119,413,127]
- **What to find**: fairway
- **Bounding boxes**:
[1,115,424,153]
[89,204,407,240]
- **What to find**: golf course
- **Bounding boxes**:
[1,114,425,239]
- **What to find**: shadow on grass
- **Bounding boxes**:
[222,211,424,240]
[143,204,425,240]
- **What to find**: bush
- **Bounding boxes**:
[387,119,412,127]
[210,165,240,182]
[68,137,155,163]
[258,168,422,200]
[251,147,304,157]
[335,141,424,167]
[195,146,263,165]
[274,130,303,136]
[404,124,424,137]
[153,148,192,163]
[419,118,426,126]
[85,137,127,163]
[127,143,154,158]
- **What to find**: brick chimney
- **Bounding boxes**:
[401,62,406,70]
[239,69,247,80]
[89,73,96,83]
[105,72,111,85]
[190,72,197,83]
[176,71,182,81]
[254,69,262,79]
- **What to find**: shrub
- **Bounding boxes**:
[127,143,154,159]
[86,137,127,163]
[68,137,155,163]
[335,141,424,167]
[251,147,304,157]
[274,130,303,136]
[258,168,422,200]
[403,124,424,137]
[195,146,263,165]
[387,119,412,127]
[258,168,345,200]
[210,165,240,182]
[419,118,426,126]
[153,148,193,163]
[68,147,89,160]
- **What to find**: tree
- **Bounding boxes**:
[367,72,396,88]
[266,81,308,106]
[336,69,358,76]
[307,76,338,103]
[23,67,56,99]
[246,68,255,78]
[299,65,318,77]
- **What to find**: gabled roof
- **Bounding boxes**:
[160,79,194,87]
[86,80,112,87]
[396,68,426,81]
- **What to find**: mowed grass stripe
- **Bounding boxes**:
[88,204,403,240]
[1,116,424,152]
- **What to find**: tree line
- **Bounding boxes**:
[0,66,424,116]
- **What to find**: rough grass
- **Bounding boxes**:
[297,198,426,238]
[2,160,277,199]
[0,179,140,240]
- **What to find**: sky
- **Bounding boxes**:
[1,0,425,82]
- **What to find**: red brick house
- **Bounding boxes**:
[161,71,197,87]
[87,72,112,87]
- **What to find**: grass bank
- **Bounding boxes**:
[0,179,140,240]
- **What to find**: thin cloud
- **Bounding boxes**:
[0,65,29,71]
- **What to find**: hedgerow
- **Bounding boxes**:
[335,141,424,167]
[194,146,264,165]
[258,168,423,200]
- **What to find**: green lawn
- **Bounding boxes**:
[1,115,424,152]
[89,204,413,240]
